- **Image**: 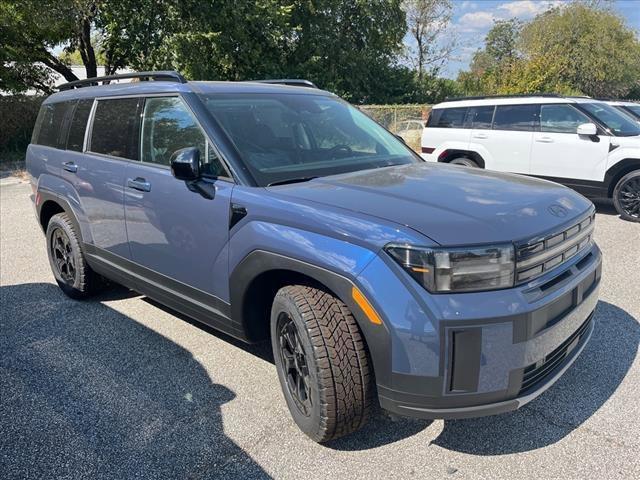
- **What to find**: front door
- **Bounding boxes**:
[530,103,610,182]
[124,96,233,303]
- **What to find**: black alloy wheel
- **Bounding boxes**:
[51,227,77,284]
[617,175,640,219]
[277,312,312,416]
[613,171,640,222]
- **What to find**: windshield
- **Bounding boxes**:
[200,93,419,186]
[581,102,640,136]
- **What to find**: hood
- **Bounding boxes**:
[268,163,593,245]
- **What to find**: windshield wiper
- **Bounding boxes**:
[268,176,318,186]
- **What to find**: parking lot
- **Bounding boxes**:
[1,176,639,479]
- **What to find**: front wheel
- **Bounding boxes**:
[270,285,373,443]
[613,170,640,222]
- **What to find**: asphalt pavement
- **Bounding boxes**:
[1,176,639,479]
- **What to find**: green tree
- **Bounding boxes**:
[515,3,640,97]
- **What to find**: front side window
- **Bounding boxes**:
[201,93,418,186]
[90,98,140,159]
[493,104,539,132]
[66,99,94,152]
[33,101,75,148]
[580,102,640,137]
[540,104,591,134]
[140,96,226,177]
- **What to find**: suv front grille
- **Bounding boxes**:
[515,210,596,284]
[519,313,593,395]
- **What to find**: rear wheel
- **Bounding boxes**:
[613,170,640,222]
[46,213,106,298]
[270,285,373,443]
[449,157,479,168]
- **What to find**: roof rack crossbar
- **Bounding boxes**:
[444,93,565,101]
[58,71,187,91]
[248,79,318,89]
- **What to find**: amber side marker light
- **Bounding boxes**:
[352,286,383,325]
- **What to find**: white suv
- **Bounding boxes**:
[421,95,640,222]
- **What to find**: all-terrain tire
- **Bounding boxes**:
[46,212,106,299]
[270,285,373,443]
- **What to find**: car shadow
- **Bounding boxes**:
[592,198,619,217]
[0,282,272,479]
[432,300,638,455]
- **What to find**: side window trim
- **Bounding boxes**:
[83,98,98,153]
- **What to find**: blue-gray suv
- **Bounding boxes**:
[27,71,602,442]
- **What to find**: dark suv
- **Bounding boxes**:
[27,71,602,442]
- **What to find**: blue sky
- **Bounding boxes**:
[441,0,640,78]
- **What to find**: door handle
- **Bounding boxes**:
[62,161,78,173]
[536,137,554,143]
[472,133,488,139]
[127,177,152,192]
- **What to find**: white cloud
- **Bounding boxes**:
[458,11,498,32]
[497,1,563,19]
[460,1,478,10]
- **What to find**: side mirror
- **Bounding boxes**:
[170,147,200,181]
[577,123,597,136]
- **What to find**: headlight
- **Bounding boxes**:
[385,244,515,293]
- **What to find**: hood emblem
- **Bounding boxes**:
[548,204,568,217]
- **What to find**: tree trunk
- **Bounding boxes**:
[78,17,97,78]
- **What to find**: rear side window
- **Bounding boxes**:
[66,99,94,152]
[432,108,468,128]
[465,106,495,129]
[89,98,140,160]
[33,101,75,148]
[493,105,539,131]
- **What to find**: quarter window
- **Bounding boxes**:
[33,101,75,148]
[434,107,468,128]
[493,105,539,131]
[90,98,141,160]
[540,104,590,134]
[141,97,226,177]
[66,99,94,151]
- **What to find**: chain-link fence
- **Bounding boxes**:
[359,104,432,152]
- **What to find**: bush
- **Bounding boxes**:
[0,95,43,164]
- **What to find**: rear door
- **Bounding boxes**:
[73,96,142,259]
[530,103,610,181]
[123,95,233,301]
[479,104,538,174]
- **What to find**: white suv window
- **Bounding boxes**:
[540,104,590,134]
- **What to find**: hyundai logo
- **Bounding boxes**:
[548,204,568,217]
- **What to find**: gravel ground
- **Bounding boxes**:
[1,177,639,480]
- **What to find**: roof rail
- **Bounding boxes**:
[58,71,187,91]
[444,93,565,102]
[249,79,318,89]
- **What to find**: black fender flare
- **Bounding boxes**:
[37,191,84,243]
[604,158,640,197]
[229,250,393,386]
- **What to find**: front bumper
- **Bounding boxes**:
[357,243,602,420]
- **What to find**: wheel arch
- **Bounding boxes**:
[605,158,640,197]
[36,192,83,243]
[229,250,391,384]
[438,149,485,168]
